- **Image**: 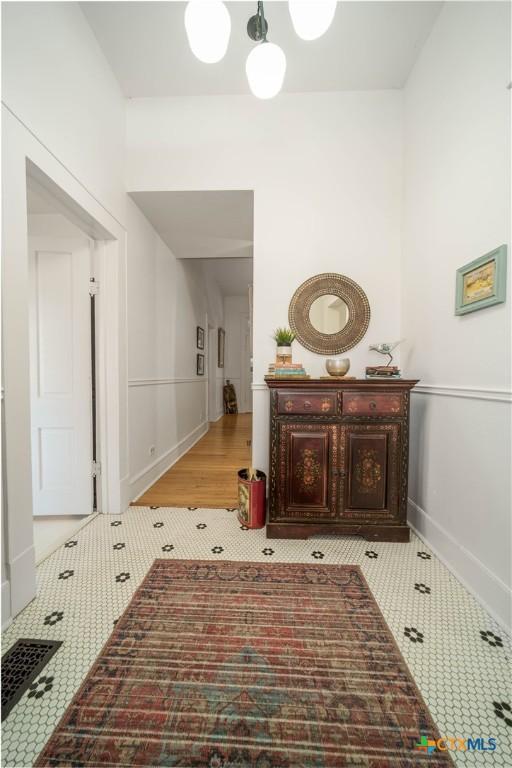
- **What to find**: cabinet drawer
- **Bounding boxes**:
[343,392,403,416]
[276,391,338,416]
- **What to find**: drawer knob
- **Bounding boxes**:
[303,400,312,410]
[369,400,377,410]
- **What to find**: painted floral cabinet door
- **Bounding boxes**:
[341,423,400,521]
[277,423,339,519]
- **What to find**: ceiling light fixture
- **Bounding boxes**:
[184,0,231,64]
[246,1,286,100]
[288,0,337,41]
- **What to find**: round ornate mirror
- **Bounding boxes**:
[308,294,349,334]
[289,273,370,354]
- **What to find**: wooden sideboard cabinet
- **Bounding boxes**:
[266,378,419,542]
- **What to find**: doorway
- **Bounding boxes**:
[127,189,254,508]
[27,179,99,560]
[3,140,126,622]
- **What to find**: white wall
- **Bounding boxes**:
[27,213,91,239]
[224,295,251,413]
[403,1,511,630]
[1,399,11,629]
[1,3,228,624]
[127,198,225,500]
[2,3,231,626]
[1,103,128,623]
[1,0,132,630]
[127,91,403,469]
[1,1,126,224]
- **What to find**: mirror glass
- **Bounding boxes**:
[308,294,349,335]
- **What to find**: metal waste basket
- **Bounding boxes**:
[237,469,266,529]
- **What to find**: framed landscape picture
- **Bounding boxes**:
[218,328,225,368]
[196,326,204,349]
[196,353,204,376]
[455,245,507,315]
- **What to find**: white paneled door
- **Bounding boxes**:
[29,238,93,516]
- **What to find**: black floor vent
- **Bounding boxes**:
[1,638,62,721]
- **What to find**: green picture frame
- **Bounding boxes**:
[455,244,507,315]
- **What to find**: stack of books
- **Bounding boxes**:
[266,362,309,379]
[365,365,401,379]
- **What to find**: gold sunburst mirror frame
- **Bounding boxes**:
[288,273,371,355]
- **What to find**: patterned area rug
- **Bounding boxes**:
[36,559,452,767]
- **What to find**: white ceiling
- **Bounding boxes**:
[81,1,442,97]
[27,183,57,215]
[130,190,253,260]
[201,257,253,297]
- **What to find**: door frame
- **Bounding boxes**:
[239,312,252,413]
[2,108,128,623]
[207,322,217,423]
[91,237,127,517]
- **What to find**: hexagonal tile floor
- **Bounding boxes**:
[2,507,511,766]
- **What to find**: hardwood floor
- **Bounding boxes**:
[132,414,252,509]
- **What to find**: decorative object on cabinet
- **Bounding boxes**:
[223,380,238,414]
[325,358,350,377]
[366,366,401,379]
[272,327,295,365]
[196,354,204,376]
[455,244,507,315]
[289,273,370,355]
[218,328,225,367]
[369,340,401,366]
[367,341,402,378]
[266,364,309,379]
[266,378,419,542]
[196,326,204,350]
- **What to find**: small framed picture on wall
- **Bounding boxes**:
[455,244,507,315]
[197,353,204,376]
[218,328,225,368]
[196,326,205,349]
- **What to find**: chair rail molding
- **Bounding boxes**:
[128,377,207,387]
[412,384,511,403]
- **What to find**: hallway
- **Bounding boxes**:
[132,414,252,509]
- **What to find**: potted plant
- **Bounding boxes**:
[273,327,295,364]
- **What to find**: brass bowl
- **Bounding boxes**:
[325,358,350,377]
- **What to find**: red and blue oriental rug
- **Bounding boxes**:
[36,559,451,767]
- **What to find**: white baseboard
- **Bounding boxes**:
[2,579,12,630]
[130,420,209,502]
[8,544,37,619]
[119,474,132,515]
[408,498,511,634]
[210,411,224,423]
[34,512,99,565]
